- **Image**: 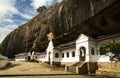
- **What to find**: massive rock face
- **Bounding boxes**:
[1,0,119,57]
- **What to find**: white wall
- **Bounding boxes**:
[38,54,46,62]
[93,36,120,62]
[89,40,100,62]
[44,34,120,64]
[53,48,76,63]
[45,40,54,62]
[76,34,89,62]
[15,56,26,61]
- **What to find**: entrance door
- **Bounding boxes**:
[48,52,51,64]
[28,56,31,61]
[80,47,86,61]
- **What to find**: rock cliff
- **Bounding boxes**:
[1,0,119,57]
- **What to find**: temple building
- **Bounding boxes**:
[43,33,120,66]
[15,33,120,66]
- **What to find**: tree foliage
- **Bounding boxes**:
[100,40,120,62]
[37,6,47,13]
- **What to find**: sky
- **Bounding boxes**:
[0,0,62,43]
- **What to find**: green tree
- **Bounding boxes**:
[37,6,47,13]
[100,40,120,62]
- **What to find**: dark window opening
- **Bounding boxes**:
[72,51,75,57]
[55,53,59,58]
[62,53,64,58]
[91,47,95,55]
[67,52,69,58]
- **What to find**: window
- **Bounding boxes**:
[72,51,75,57]
[91,47,95,55]
[67,52,69,58]
[55,53,59,58]
[62,53,64,58]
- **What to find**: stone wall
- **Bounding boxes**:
[0,55,8,69]
[96,62,120,77]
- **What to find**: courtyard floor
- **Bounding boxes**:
[0,61,110,78]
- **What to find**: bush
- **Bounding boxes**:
[37,6,47,13]
[100,40,120,62]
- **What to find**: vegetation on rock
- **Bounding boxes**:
[37,6,47,13]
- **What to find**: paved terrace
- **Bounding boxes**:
[0,61,110,78]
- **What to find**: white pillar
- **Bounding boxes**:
[65,65,68,72]
[76,66,79,74]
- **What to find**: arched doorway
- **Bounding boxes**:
[48,52,51,64]
[28,56,31,61]
[79,47,86,61]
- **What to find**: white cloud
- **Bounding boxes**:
[0,0,18,19]
[0,0,32,43]
[56,0,63,2]
[3,19,14,24]
[0,25,18,43]
[0,0,63,43]
[19,13,33,19]
[31,0,63,9]
[31,0,54,9]
[0,0,34,22]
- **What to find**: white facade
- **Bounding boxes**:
[15,52,41,61]
[37,54,46,62]
[15,33,120,65]
[42,33,120,65]
[15,56,26,61]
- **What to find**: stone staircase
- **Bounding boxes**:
[67,66,76,73]
[71,61,85,67]
[77,62,88,74]
[67,61,88,74]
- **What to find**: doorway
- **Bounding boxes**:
[80,47,86,61]
[28,56,31,61]
[48,52,51,64]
